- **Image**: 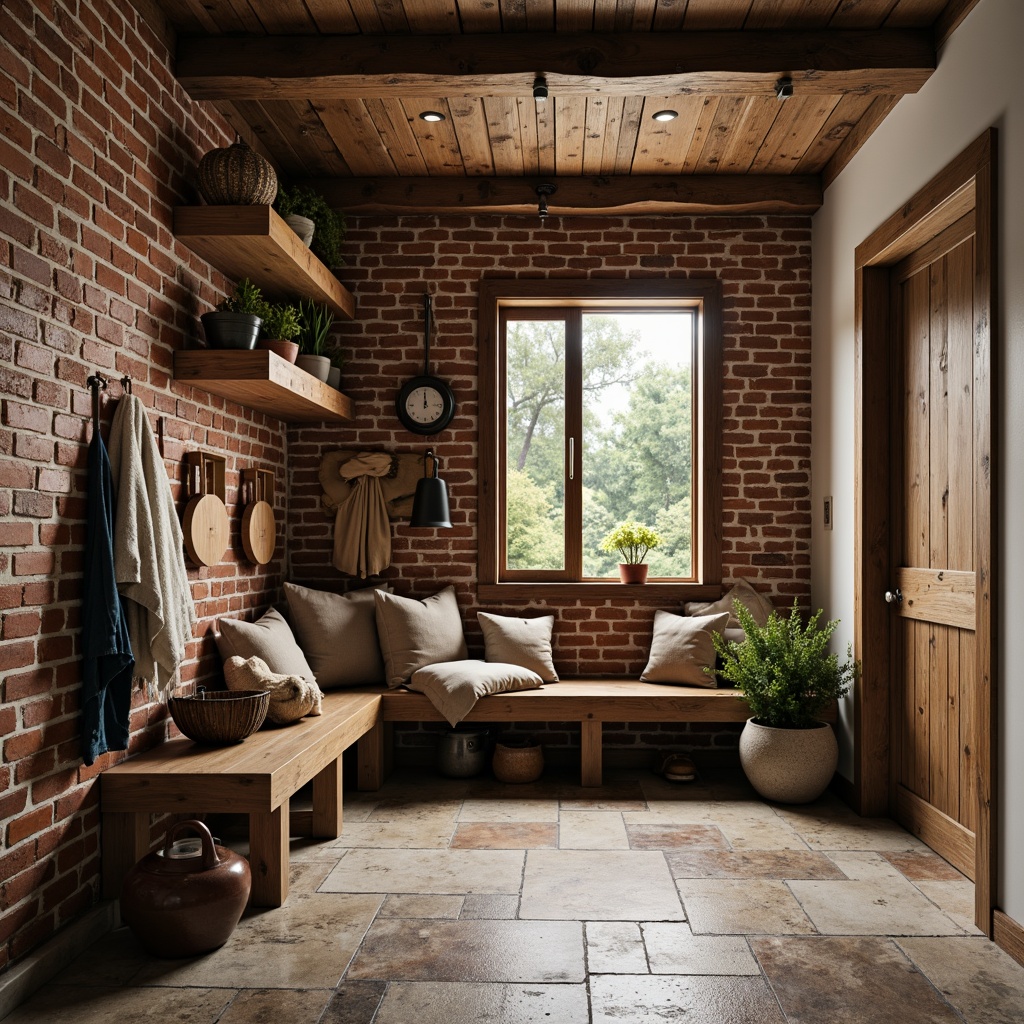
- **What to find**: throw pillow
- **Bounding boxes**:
[223,655,323,725]
[477,611,558,681]
[409,660,543,726]
[375,586,468,688]
[684,578,774,630]
[640,610,731,687]
[215,608,315,682]
[284,582,388,688]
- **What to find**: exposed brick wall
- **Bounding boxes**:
[290,213,813,759]
[0,1,288,969]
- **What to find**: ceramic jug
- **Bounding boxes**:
[436,727,490,777]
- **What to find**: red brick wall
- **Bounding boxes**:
[291,213,813,759]
[0,1,287,969]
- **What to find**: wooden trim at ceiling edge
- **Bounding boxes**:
[852,127,996,935]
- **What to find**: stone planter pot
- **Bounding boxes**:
[618,563,648,584]
[284,214,315,247]
[326,365,341,389]
[200,312,262,350]
[738,718,838,804]
[295,354,331,381]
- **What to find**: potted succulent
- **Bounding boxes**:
[600,520,662,584]
[712,601,859,804]
[200,278,269,349]
[257,303,301,363]
[294,298,335,382]
[273,184,346,268]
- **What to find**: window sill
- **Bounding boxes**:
[477,582,723,602]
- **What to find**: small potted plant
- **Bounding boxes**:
[294,298,335,381]
[600,520,662,584]
[200,278,269,349]
[257,303,301,363]
[325,346,345,389]
[273,184,346,268]
[712,601,859,804]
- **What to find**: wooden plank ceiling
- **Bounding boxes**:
[150,0,968,215]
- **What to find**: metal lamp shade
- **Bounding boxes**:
[410,476,451,528]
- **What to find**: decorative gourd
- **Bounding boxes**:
[197,141,277,206]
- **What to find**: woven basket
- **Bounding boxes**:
[492,741,544,784]
[169,689,270,745]
[197,142,277,206]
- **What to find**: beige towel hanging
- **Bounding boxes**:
[333,452,394,578]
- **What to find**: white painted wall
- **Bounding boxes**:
[811,0,1024,922]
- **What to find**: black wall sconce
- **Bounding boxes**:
[410,449,452,528]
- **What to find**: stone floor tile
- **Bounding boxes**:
[752,935,963,1023]
[897,936,1024,1024]
[520,849,684,921]
[882,850,968,881]
[319,981,388,1024]
[787,877,965,935]
[217,988,332,1024]
[130,893,383,988]
[320,849,524,895]
[558,780,648,811]
[638,773,716,802]
[680,879,815,934]
[777,807,928,851]
[458,798,560,822]
[643,923,760,975]
[364,797,462,824]
[716,818,810,851]
[4,985,234,1024]
[626,823,729,851]
[289,859,338,893]
[667,849,846,880]
[47,927,152,988]
[346,918,584,983]
[589,974,785,1024]
[912,880,984,933]
[622,802,718,825]
[558,811,630,849]
[460,894,520,919]
[585,921,649,973]
[450,822,557,849]
[822,850,910,881]
[372,982,590,1024]
[379,894,465,919]
[328,820,455,849]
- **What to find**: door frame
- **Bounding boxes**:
[853,128,996,935]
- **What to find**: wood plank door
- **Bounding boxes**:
[888,227,979,879]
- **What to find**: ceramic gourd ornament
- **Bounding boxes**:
[197,140,277,206]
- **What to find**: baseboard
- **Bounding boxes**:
[0,902,117,1019]
[994,909,1024,968]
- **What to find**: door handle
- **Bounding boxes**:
[884,588,903,605]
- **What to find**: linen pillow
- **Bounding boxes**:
[640,610,731,687]
[477,611,558,682]
[684,578,774,630]
[215,608,315,682]
[284,582,388,688]
[409,660,543,727]
[374,587,468,688]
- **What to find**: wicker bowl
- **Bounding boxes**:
[169,690,270,745]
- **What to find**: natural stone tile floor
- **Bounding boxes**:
[7,767,1024,1024]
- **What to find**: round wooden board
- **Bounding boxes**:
[241,499,276,565]
[183,493,230,567]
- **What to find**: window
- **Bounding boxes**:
[479,280,723,597]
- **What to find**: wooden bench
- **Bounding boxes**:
[353,679,763,790]
[100,691,381,908]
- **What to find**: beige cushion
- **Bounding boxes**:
[375,587,468,688]
[409,660,543,726]
[215,608,315,682]
[640,610,731,687]
[223,655,323,725]
[477,612,558,682]
[284,582,388,689]
[684,578,774,630]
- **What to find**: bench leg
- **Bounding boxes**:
[312,757,343,839]
[357,721,386,791]
[581,720,602,787]
[249,798,289,907]
[102,812,152,899]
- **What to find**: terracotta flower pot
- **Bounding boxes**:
[618,563,649,584]
[258,338,299,363]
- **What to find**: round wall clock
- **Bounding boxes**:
[396,294,456,435]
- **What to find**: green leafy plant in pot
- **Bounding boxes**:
[600,520,662,584]
[711,600,859,803]
[201,278,270,350]
[273,184,346,268]
[294,299,335,382]
[257,303,301,363]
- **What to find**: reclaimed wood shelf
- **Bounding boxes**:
[174,349,354,422]
[173,205,355,319]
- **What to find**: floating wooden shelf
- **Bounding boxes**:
[174,350,354,423]
[173,205,355,319]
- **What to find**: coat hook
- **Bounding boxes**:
[121,375,133,394]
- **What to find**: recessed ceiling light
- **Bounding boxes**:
[419,110,446,122]
[652,109,678,122]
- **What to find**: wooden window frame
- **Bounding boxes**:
[478,278,723,601]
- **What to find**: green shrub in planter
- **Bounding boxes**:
[274,184,346,268]
[261,303,301,341]
[599,520,662,564]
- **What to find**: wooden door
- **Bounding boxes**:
[888,227,978,878]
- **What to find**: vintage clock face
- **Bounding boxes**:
[396,374,456,435]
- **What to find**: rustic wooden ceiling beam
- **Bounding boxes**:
[300,176,824,215]
[177,30,935,100]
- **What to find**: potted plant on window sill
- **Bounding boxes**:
[711,601,859,804]
[600,520,662,584]
[294,298,335,382]
[257,303,301,363]
[200,278,269,350]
